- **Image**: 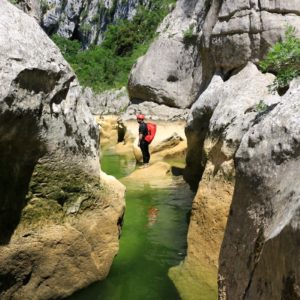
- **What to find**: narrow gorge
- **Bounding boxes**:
[1,0,300,299]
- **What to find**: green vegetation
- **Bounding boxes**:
[9,0,20,4]
[52,0,176,92]
[260,26,300,94]
[40,0,49,14]
[183,24,197,45]
[21,163,104,229]
[255,100,268,113]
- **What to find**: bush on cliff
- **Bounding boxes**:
[260,26,300,94]
[52,0,176,92]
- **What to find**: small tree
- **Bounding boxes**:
[260,26,300,94]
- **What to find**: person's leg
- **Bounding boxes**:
[140,141,147,164]
[144,142,150,163]
[140,141,150,164]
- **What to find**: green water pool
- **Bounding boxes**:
[68,151,194,300]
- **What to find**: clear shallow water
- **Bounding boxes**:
[69,151,194,300]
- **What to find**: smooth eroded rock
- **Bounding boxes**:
[0,1,125,299]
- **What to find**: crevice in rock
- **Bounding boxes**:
[117,120,126,143]
[195,0,223,100]
[0,273,17,292]
[261,9,300,17]
[277,85,290,96]
[242,229,265,299]
[0,111,45,245]
[14,69,61,94]
[50,75,75,109]
[253,103,278,126]
[184,110,212,191]
[218,6,251,22]
[281,273,300,300]
[220,65,244,82]
[167,75,179,82]
[22,271,32,286]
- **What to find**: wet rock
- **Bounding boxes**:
[0,2,125,299]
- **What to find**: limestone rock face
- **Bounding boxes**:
[0,1,125,299]
[176,62,281,298]
[210,0,300,71]
[128,0,300,108]
[218,79,300,299]
[13,0,42,21]
[84,87,130,116]
[128,0,208,108]
[41,0,149,48]
[184,62,280,189]
[83,87,189,121]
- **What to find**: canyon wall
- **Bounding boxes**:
[14,0,150,48]
[0,1,125,299]
[127,0,300,298]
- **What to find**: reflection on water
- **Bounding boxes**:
[68,152,194,300]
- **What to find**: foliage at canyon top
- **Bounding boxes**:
[51,0,176,92]
[260,26,300,94]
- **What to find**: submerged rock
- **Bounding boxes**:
[0,1,125,299]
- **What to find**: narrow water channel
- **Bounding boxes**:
[69,151,194,300]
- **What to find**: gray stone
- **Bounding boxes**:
[123,99,190,121]
[127,0,208,108]
[210,1,300,71]
[0,2,125,299]
[41,0,149,48]
[83,87,189,121]
[184,62,280,189]
[83,87,130,115]
[219,78,300,299]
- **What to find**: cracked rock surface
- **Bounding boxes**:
[0,1,125,299]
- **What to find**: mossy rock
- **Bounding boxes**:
[20,162,104,230]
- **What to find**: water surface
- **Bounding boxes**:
[69,151,194,300]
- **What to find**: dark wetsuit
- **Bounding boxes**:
[139,122,150,164]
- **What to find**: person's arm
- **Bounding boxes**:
[138,133,143,146]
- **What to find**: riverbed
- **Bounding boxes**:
[68,151,194,300]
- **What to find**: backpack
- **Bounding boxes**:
[144,123,157,143]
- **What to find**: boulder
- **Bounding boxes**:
[0,1,125,299]
[127,0,209,108]
[84,86,190,121]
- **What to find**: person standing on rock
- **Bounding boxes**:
[137,114,150,168]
